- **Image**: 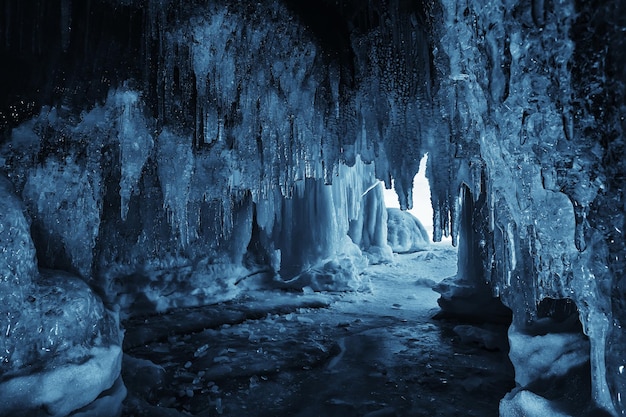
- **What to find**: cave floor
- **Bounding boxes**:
[122,244,514,417]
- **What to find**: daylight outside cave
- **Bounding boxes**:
[0,0,624,416]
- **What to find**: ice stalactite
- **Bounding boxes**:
[117,90,154,223]
[340,158,393,264]
[276,159,393,292]
[23,158,100,278]
[156,129,194,247]
[0,105,104,279]
[434,184,512,324]
[570,1,626,413]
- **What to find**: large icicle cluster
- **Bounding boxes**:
[0,3,407,412]
[0,1,406,318]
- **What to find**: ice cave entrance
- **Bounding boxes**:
[383,153,450,244]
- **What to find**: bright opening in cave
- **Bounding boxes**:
[382,153,449,243]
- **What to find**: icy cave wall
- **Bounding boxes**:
[0,0,625,415]
[428,0,626,415]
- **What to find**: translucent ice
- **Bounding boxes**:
[0,174,37,370]
[22,158,100,278]
[0,175,37,289]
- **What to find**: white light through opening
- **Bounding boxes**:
[383,154,435,241]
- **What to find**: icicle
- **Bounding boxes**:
[116,90,153,222]
[221,196,234,239]
[156,129,194,247]
[470,161,483,200]
[562,108,574,141]
[433,204,443,242]
[451,186,463,247]
[573,202,588,252]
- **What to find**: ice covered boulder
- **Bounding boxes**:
[0,270,123,417]
[116,259,250,316]
[282,256,366,292]
[434,277,513,324]
[0,179,123,416]
[0,180,121,416]
[386,208,430,253]
[452,324,507,351]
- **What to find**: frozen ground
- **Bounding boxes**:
[122,243,514,417]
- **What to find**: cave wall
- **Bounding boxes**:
[428,0,624,414]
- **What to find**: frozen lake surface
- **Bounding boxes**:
[123,243,514,416]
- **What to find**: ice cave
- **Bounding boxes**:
[0,0,624,416]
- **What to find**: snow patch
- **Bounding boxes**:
[508,325,590,387]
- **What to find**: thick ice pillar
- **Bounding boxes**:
[277,178,342,278]
[434,184,511,324]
